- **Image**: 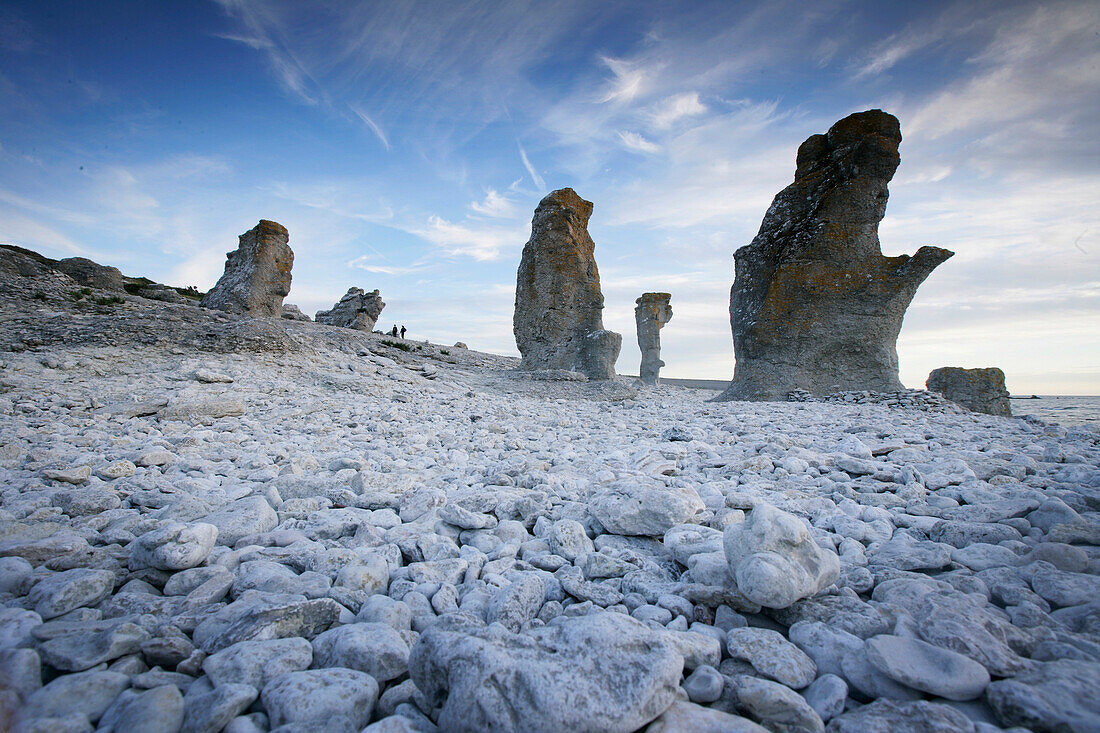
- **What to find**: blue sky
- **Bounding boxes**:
[2,0,1098,393]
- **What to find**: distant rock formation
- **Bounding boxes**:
[315,288,385,331]
[201,220,293,318]
[281,304,311,322]
[716,110,954,401]
[0,245,54,278]
[513,188,621,380]
[635,293,672,385]
[54,257,124,291]
[927,367,1011,416]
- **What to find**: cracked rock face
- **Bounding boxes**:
[717,110,953,401]
[636,292,672,385]
[202,220,294,318]
[513,188,621,380]
[315,287,385,331]
[926,367,1011,416]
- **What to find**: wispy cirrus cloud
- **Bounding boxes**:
[407,215,528,262]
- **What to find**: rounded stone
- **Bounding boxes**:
[865,634,990,701]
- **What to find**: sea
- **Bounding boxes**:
[1009,396,1100,429]
[661,379,1100,429]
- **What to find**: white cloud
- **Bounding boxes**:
[650,91,707,129]
[617,130,661,154]
[408,215,527,262]
[0,208,88,256]
[349,104,390,150]
[346,254,427,275]
[517,143,545,192]
[470,188,519,218]
[901,3,1100,140]
[599,55,649,104]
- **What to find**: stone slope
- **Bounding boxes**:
[1,247,1098,733]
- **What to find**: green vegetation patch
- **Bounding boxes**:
[380,339,412,352]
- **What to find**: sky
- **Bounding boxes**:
[1,0,1098,394]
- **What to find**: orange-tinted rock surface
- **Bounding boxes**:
[513,189,620,380]
[717,110,953,401]
[202,220,294,319]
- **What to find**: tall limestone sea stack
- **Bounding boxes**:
[202,219,294,318]
[513,188,621,380]
[716,110,953,401]
[635,293,672,385]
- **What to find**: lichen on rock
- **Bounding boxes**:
[716,110,953,401]
[202,220,294,319]
[513,188,620,380]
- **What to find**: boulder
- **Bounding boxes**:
[201,219,293,318]
[281,303,311,321]
[635,293,672,385]
[409,613,683,732]
[315,287,385,331]
[590,480,705,536]
[513,188,621,380]
[985,659,1100,732]
[716,110,953,401]
[723,503,840,609]
[926,367,1011,416]
[825,699,976,733]
[55,257,125,291]
[0,244,54,277]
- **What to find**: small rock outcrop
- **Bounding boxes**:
[513,188,621,380]
[926,367,1011,416]
[315,288,385,331]
[54,258,125,291]
[201,220,293,318]
[635,293,672,385]
[716,110,953,401]
[281,304,311,322]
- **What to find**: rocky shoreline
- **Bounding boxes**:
[1,270,1099,732]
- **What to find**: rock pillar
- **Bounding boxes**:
[513,188,620,380]
[716,110,953,401]
[201,220,293,318]
[635,293,672,385]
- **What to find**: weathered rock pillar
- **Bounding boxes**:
[513,188,621,380]
[201,220,293,318]
[716,110,953,401]
[635,293,672,385]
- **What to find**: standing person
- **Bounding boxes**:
[390,325,398,337]
[400,325,406,339]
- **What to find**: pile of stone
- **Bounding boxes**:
[788,388,966,413]
[315,288,385,331]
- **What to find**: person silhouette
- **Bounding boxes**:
[400,325,406,339]
[390,325,398,337]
